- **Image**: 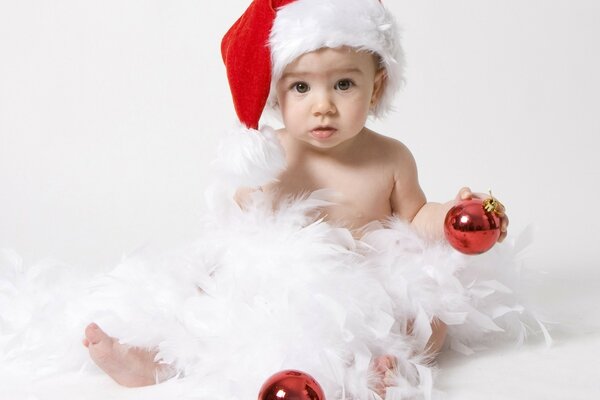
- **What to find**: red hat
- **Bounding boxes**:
[217,0,402,187]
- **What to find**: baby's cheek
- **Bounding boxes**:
[348,103,370,126]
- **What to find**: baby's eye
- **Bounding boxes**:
[335,79,354,91]
[291,82,310,93]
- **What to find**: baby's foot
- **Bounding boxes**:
[370,355,397,398]
[83,323,174,387]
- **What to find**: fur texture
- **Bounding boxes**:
[210,125,286,188]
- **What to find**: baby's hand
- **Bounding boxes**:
[456,187,509,243]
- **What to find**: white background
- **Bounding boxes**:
[1,1,599,282]
[1,1,600,398]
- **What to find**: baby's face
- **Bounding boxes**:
[275,47,384,151]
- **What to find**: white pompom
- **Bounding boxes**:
[211,125,287,188]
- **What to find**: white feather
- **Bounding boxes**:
[0,188,550,398]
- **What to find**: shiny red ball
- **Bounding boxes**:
[444,198,501,255]
[258,370,325,400]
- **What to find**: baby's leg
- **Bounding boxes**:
[425,317,448,360]
[406,317,448,362]
[83,323,175,387]
[370,318,448,396]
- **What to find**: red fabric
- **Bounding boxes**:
[221,0,296,130]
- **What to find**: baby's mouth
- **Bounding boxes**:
[310,126,337,139]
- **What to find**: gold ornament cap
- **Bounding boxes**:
[482,190,504,215]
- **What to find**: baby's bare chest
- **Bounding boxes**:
[268,161,395,230]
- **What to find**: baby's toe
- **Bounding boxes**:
[85,323,111,346]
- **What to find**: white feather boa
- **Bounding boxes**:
[0,185,547,400]
[0,123,546,399]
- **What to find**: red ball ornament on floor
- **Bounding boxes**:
[444,196,502,255]
[258,370,325,400]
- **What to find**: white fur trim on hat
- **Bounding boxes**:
[268,0,404,117]
[212,125,287,188]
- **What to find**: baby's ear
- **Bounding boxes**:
[371,69,387,108]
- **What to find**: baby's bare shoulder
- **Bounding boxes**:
[363,129,415,166]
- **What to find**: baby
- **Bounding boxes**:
[83,0,507,396]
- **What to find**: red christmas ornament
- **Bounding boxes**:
[444,195,503,255]
[258,370,325,400]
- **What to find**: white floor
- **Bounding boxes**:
[437,332,600,400]
[2,332,599,400]
[438,262,600,400]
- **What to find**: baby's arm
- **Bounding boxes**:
[410,199,455,241]
[388,145,452,240]
[388,143,448,357]
[389,145,507,242]
[388,142,427,225]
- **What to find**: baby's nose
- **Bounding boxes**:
[311,92,337,116]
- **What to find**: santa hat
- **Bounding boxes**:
[216,0,403,188]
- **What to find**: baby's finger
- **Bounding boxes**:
[497,215,509,242]
[468,191,496,201]
[457,187,472,200]
[501,214,509,232]
[498,229,508,242]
